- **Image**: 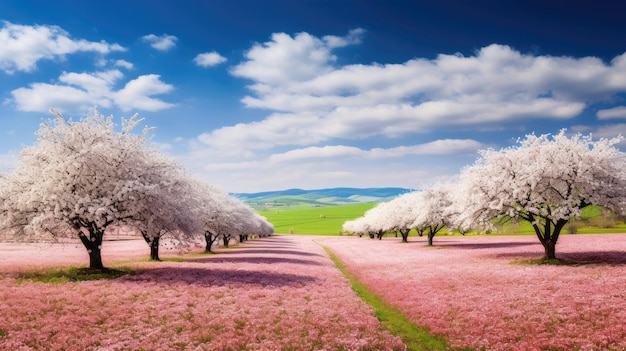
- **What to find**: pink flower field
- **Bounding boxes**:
[317,234,626,351]
[0,236,404,351]
[1,234,625,350]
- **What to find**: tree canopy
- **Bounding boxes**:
[0,108,273,269]
[343,130,626,260]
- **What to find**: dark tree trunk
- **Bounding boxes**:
[223,235,229,248]
[399,228,411,243]
[426,224,444,246]
[377,230,384,240]
[204,231,216,252]
[543,240,556,260]
[141,231,161,261]
[416,228,425,237]
[530,216,567,260]
[78,224,105,270]
[150,236,160,261]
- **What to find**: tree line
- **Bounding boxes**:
[0,109,273,270]
[343,131,626,260]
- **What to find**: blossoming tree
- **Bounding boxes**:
[1,109,172,270]
[126,157,201,261]
[458,130,626,260]
[411,184,454,246]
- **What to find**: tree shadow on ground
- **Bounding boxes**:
[124,267,317,287]
[189,256,322,266]
[215,249,323,257]
[438,241,538,250]
[493,250,626,265]
[229,244,299,249]
[558,251,626,265]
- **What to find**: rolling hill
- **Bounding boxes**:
[233,187,413,208]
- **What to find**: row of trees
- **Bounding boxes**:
[0,109,273,270]
[343,131,626,260]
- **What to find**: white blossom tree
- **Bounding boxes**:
[189,179,236,252]
[410,184,454,246]
[125,156,201,261]
[384,191,422,242]
[458,130,626,260]
[1,109,170,270]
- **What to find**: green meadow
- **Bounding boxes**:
[256,203,376,235]
[257,203,626,236]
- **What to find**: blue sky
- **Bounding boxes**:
[1,0,626,192]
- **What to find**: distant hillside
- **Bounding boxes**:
[233,187,413,208]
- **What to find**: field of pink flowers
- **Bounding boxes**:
[317,234,626,351]
[0,236,404,351]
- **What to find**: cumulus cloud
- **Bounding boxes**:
[0,21,125,74]
[197,31,626,161]
[142,34,177,51]
[194,51,227,67]
[571,123,626,139]
[115,59,134,70]
[114,74,175,111]
[269,139,482,163]
[183,139,470,192]
[11,70,174,113]
[597,106,626,119]
[231,28,365,85]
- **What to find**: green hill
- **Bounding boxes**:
[235,187,412,208]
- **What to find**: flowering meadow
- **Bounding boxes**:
[0,236,404,351]
[317,234,626,351]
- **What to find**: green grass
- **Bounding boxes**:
[322,245,460,351]
[257,203,376,235]
[494,206,626,235]
[18,266,133,283]
[258,203,626,236]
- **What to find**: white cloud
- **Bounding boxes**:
[142,34,177,51]
[194,51,227,67]
[115,59,134,70]
[114,74,175,111]
[571,123,626,140]
[597,106,626,119]
[268,139,482,163]
[0,21,125,74]
[231,28,365,85]
[11,70,174,113]
[212,33,626,160]
[269,145,363,162]
[181,141,465,192]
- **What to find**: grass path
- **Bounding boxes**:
[321,243,454,351]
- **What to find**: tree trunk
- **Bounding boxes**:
[399,228,410,243]
[78,225,105,270]
[543,240,556,260]
[223,235,229,248]
[150,236,160,261]
[531,216,567,260]
[427,227,436,246]
[204,231,215,252]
